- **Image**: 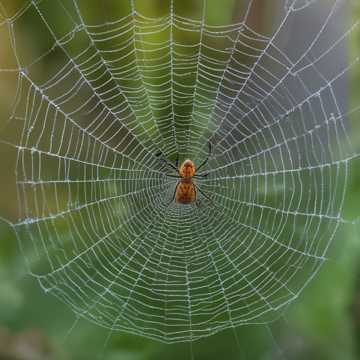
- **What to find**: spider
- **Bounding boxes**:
[156,143,212,205]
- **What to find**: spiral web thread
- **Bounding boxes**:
[0,0,359,343]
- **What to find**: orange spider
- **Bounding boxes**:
[156,143,211,205]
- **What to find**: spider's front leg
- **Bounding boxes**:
[196,141,212,175]
[193,172,209,179]
[155,150,179,173]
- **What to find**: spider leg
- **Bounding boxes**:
[195,184,220,210]
[155,151,179,172]
[195,185,211,201]
[197,141,212,172]
[193,172,209,178]
[167,182,178,206]
[165,173,180,178]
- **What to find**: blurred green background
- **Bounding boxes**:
[0,0,360,359]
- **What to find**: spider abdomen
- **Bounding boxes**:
[175,179,196,204]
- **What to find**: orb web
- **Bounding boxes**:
[0,0,358,343]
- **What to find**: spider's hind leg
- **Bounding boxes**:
[195,184,220,211]
[166,182,178,207]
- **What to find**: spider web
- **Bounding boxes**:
[0,0,358,343]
